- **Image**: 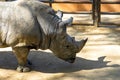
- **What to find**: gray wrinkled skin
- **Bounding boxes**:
[0,0,88,72]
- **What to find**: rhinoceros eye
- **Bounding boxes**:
[65,44,71,49]
[66,45,70,48]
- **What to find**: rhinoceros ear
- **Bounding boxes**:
[58,17,73,33]
[56,10,63,19]
[63,17,73,26]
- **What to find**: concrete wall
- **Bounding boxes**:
[0,0,120,12]
[53,4,120,12]
[52,0,120,12]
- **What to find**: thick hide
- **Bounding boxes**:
[0,0,87,72]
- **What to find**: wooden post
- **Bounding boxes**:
[49,0,52,7]
[92,0,95,22]
[98,0,101,26]
[94,0,101,27]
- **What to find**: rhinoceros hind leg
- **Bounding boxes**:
[12,47,30,72]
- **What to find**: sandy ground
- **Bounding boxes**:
[0,26,120,80]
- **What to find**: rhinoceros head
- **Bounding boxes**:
[50,11,88,63]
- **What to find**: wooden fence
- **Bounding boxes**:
[2,0,120,27]
[41,0,120,27]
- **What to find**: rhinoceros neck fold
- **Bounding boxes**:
[39,33,51,50]
[36,7,62,49]
[38,15,60,50]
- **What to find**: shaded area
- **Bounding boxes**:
[0,51,119,73]
[30,52,119,73]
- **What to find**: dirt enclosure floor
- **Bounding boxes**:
[0,26,120,80]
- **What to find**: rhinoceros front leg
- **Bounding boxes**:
[12,47,30,72]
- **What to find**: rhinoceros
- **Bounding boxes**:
[0,0,88,72]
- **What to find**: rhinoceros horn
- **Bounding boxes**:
[56,10,63,19]
[76,38,88,52]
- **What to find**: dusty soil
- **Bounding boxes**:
[0,26,120,80]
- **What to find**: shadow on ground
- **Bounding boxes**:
[0,51,119,73]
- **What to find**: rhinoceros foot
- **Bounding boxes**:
[16,65,30,72]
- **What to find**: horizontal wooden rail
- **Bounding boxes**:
[101,12,120,15]
[101,0,120,4]
[42,1,92,4]
[41,0,120,4]
[63,11,92,14]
